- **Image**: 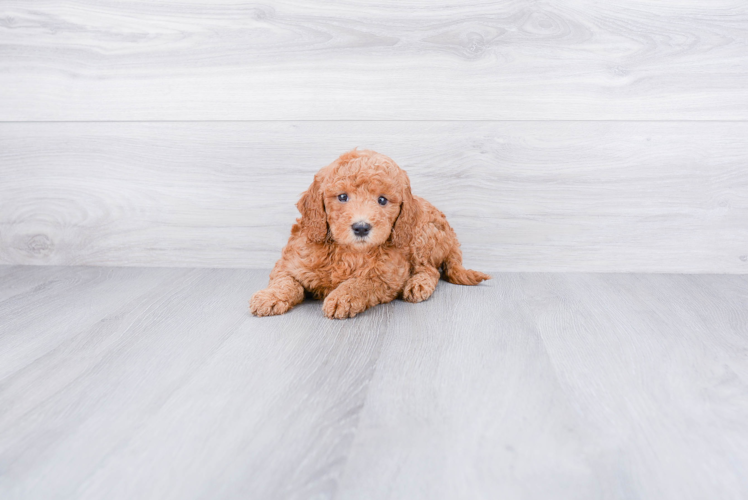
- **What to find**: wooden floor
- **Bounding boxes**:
[1,266,747,499]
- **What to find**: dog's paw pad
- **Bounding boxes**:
[250,290,291,317]
[323,292,364,319]
[402,278,435,303]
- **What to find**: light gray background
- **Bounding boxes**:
[1,0,746,272]
[2,2,748,500]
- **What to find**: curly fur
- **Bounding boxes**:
[250,149,490,319]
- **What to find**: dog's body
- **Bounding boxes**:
[250,149,489,319]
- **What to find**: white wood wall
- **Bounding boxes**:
[1,0,747,272]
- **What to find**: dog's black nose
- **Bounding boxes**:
[351,222,372,237]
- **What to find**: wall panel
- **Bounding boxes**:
[2,121,746,272]
[1,0,746,120]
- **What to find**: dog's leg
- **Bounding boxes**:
[250,275,305,317]
[402,266,440,303]
[322,278,400,319]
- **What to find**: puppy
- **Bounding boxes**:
[250,149,490,319]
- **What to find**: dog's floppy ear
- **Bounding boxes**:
[390,170,419,249]
[296,170,329,243]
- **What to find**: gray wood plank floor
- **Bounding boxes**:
[1,266,746,500]
[1,0,746,120]
[3,121,747,273]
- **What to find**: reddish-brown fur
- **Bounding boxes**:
[250,149,490,319]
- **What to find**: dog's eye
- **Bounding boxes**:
[378,196,388,206]
[338,193,348,202]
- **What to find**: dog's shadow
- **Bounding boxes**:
[247,278,493,321]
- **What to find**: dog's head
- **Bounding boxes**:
[296,149,418,250]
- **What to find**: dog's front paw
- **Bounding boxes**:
[322,289,366,319]
[250,289,293,317]
[402,274,437,303]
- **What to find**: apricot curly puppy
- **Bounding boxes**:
[250,149,490,319]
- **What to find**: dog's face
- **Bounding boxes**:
[296,149,418,250]
[324,171,403,248]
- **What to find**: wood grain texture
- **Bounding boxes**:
[1,121,746,272]
[0,267,390,499]
[337,272,748,500]
[1,266,747,499]
[1,0,746,120]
